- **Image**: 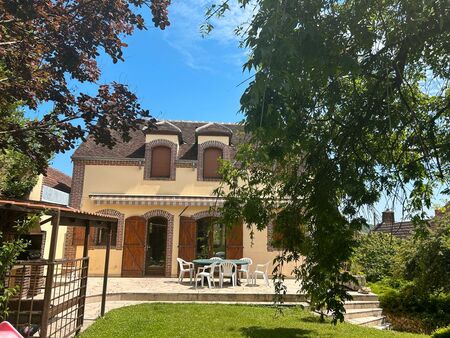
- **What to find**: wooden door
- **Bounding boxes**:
[122,216,146,277]
[226,222,243,259]
[178,216,197,262]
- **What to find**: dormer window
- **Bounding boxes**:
[151,146,171,178]
[203,147,223,179]
[144,139,177,181]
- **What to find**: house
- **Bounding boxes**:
[24,167,73,260]
[372,209,434,238]
[66,120,291,277]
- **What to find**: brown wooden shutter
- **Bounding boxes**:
[151,146,171,178]
[203,147,223,179]
[72,226,85,246]
[178,216,197,262]
[226,222,243,259]
[121,217,146,277]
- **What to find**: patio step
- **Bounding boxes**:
[343,301,380,310]
[344,308,383,320]
[348,315,387,327]
[86,292,308,304]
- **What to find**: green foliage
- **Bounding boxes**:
[352,233,402,282]
[0,149,39,198]
[380,286,450,333]
[0,214,39,320]
[211,0,450,323]
[432,325,450,338]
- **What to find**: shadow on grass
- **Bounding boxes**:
[240,326,314,337]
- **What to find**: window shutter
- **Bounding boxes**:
[151,146,171,178]
[203,147,223,179]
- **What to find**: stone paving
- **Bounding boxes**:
[86,276,302,297]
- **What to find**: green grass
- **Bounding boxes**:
[80,303,428,338]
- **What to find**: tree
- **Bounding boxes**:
[211,0,450,322]
[0,0,171,172]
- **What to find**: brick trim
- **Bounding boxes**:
[92,209,125,249]
[144,139,177,181]
[197,141,230,181]
[191,210,222,221]
[266,221,282,252]
[64,161,86,259]
[142,210,174,277]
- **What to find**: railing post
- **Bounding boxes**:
[75,222,90,334]
[101,224,112,316]
[40,211,60,337]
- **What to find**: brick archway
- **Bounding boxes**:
[96,209,125,249]
[191,210,221,221]
[142,210,174,277]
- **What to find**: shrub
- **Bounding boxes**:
[351,232,402,282]
[379,286,450,333]
[433,325,450,338]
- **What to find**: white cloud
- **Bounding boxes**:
[163,0,254,71]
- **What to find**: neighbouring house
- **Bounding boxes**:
[372,209,434,238]
[66,120,295,277]
[23,167,73,260]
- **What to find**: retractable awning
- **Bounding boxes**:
[89,194,225,207]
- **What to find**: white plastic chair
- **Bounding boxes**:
[195,262,218,289]
[219,261,237,288]
[253,261,271,286]
[209,257,223,261]
[177,258,194,284]
[238,257,253,284]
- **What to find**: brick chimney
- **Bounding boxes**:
[382,210,395,224]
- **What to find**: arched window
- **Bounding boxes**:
[203,147,223,179]
[151,146,171,178]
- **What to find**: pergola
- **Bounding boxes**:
[0,199,118,338]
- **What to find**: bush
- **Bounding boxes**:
[432,325,450,338]
[379,285,450,333]
[351,232,402,282]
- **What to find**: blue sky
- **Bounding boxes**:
[39,1,253,176]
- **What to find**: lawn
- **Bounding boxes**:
[80,303,428,338]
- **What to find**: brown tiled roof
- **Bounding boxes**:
[372,221,415,238]
[43,167,72,194]
[195,122,233,136]
[372,219,434,238]
[73,120,246,161]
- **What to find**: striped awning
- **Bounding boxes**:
[89,194,225,207]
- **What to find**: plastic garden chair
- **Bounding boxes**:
[177,258,194,284]
[195,262,218,289]
[219,261,237,288]
[252,261,270,286]
[238,257,253,284]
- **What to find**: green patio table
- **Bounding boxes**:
[192,259,249,286]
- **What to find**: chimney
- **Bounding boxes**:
[382,210,395,224]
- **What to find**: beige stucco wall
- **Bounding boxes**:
[40,216,67,260]
[82,165,223,207]
[28,174,43,201]
[198,135,230,145]
[145,134,179,145]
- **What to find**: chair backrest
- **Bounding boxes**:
[262,261,271,273]
[239,257,253,272]
[177,257,186,269]
[210,257,223,261]
[206,262,219,275]
[220,261,236,275]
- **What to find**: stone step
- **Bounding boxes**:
[86,292,308,304]
[348,315,386,327]
[347,292,379,302]
[344,301,380,310]
[374,323,391,330]
[344,308,383,320]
